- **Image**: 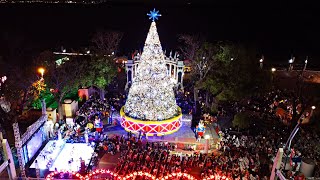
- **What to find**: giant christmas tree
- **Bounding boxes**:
[124,10,179,121]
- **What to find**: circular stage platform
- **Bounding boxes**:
[120,106,182,136]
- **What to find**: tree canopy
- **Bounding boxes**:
[178,35,272,110]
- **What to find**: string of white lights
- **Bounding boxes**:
[124,21,179,121]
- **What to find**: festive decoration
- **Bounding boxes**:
[122,10,182,136]
[32,77,46,96]
[13,100,48,178]
[196,120,206,138]
[94,115,103,133]
[13,123,26,177]
[123,10,180,122]
[120,107,182,136]
[45,171,84,180]
[46,169,201,180]
[147,8,162,21]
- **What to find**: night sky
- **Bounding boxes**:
[0,0,319,66]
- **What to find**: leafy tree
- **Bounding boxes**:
[179,35,220,113]
[85,56,117,99]
[179,36,273,114]
[0,63,41,136]
[88,30,123,99]
[201,42,272,109]
[38,51,91,120]
[32,30,122,120]
[32,88,57,110]
[4,65,39,115]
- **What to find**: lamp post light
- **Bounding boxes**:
[0,76,7,96]
[259,58,263,69]
[271,68,276,86]
[272,105,317,179]
[281,105,317,174]
[289,59,293,63]
[38,67,45,79]
[0,75,7,88]
[304,56,308,71]
[37,67,47,115]
[288,57,294,71]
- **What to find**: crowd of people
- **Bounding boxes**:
[208,89,320,179]
[176,90,193,114]
[76,96,110,127]
[47,88,319,179]
[86,88,318,179]
[225,89,313,126]
[101,123,318,180]
[113,135,207,179]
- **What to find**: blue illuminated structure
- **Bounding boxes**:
[147,8,161,21]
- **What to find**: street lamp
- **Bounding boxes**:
[259,58,264,69]
[304,56,308,71]
[38,67,45,79]
[0,76,7,95]
[271,68,276,87]
[288,57,294,71]
[37,68,47,115]
[272,104,317,179]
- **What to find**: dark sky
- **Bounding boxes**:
[0,0,319,65]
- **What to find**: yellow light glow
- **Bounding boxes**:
[38,67,45,76]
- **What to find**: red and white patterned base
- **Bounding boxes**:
[120,107,182,136]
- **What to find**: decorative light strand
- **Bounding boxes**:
[45,169,203,180]
[124,21,179,121]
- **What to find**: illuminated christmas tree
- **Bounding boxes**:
[124,9,179,121]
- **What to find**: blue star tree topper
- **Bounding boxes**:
[147,8,162,21]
